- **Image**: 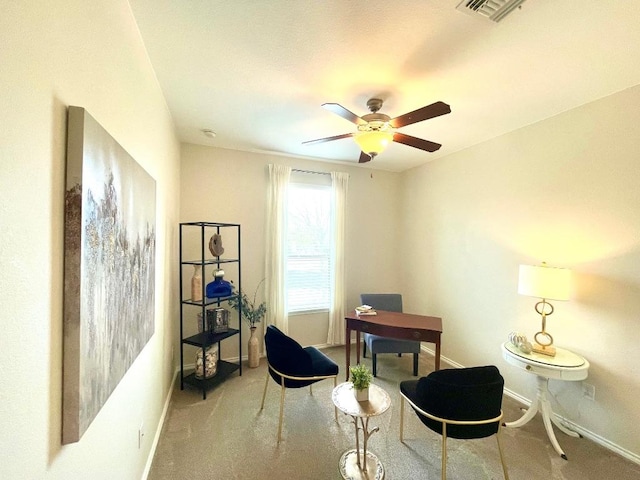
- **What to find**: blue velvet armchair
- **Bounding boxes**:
[399,366,509,479]
[261,325,339,443]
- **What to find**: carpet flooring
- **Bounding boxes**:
[148,346,640,479]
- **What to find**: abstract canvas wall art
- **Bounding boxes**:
[62,106,156,444]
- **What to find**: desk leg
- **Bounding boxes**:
[345,326,351,381]
[505,376,578,460]
[435,337,441,371]
[345,326,363,381]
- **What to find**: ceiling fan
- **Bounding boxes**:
[303,98,451,163]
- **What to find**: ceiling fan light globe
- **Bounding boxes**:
[354,130,394,156]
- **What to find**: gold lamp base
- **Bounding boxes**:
[532,343,556,357]
[532,311,557,357]
[532,329,556,356]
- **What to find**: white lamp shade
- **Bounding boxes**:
[518,264,571,301]
[354,130,394,155]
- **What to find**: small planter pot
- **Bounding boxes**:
[354,386,369,402]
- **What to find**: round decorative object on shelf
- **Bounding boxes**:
[195,346,218,379]
[208,233,224,257]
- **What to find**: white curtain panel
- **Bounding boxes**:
[265,164,291,333]
[327,171,349,345]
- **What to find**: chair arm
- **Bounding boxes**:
[400,391,503,426]
[268,363,338,383]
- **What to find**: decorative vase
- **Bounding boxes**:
[195,345,218,379]
[206,268,232,298]
[191,265,203,301]
[248,327,260,368]
[355,386,369,402]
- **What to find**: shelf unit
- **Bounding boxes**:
[179,221,242,399]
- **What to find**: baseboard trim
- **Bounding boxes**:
[141,368,179,480]
[501,387,640,466]
[420,345,461,369]
[561,417,640,465]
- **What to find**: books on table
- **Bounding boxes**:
[355,305,377,316]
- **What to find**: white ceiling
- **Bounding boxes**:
[129,1,640,172]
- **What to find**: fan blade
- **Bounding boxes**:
[393,132,441,152]
[358,151,372,163]
[302,132,354,146]
[389,101,451,128]
[322,103,367,125]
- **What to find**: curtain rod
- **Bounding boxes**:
[292,168,331,176]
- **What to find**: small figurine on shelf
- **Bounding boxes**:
[206,268,233,298]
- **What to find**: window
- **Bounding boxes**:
[285,182,332,313]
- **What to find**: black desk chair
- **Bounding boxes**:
[360,293,420,376]
[261,325,339,443]
[399,365,509,480]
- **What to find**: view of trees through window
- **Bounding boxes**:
[286,183,331,313]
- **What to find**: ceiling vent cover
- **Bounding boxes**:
[456,0,527,23]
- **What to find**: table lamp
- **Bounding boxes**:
[518,262,571,357]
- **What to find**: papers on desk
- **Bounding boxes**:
[355,305,377,315]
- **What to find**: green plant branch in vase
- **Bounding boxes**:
[228,278,266,329]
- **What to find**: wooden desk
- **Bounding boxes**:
[345,310,442,380]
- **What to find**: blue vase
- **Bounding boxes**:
[206,276,232,298]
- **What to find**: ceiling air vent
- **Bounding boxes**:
[456,0,527,23]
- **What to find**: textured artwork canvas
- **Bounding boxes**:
[62,106,156,444]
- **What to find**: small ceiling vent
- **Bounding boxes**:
[456,0,527,23]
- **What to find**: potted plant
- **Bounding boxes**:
[350,363,373,402]
[228,279,266,368]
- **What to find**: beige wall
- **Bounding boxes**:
[0,1,180,479]
[180,144,403,350]
[400,85,640,460]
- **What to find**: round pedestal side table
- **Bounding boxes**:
[332,382,391,480]
[501,341,590,459]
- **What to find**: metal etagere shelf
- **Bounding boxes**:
[179,221,242,399]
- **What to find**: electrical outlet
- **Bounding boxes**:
[582,382,595,401]
[138,422,145,449]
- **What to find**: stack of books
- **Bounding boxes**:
[355,305,377,316]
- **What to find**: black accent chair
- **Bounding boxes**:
[399,366,509,480]
[261,325,339,443]
[360,293,420,377]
